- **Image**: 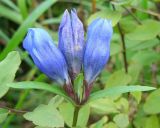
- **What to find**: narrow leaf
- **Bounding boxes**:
[89,86,155,102]
[0,0,57,60]
[7,81,74,104]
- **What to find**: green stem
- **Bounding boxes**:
[72,105,81,127]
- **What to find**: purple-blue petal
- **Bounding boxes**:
[84,19,113,85]
[58,9,84,77]
[23,28,70,85]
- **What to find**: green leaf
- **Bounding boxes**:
[89,86,155,102]
[87,9,122,26]
[143,88,160,114]
[48,95,64,108]
[89,98,118,115]
[90,116,108,128]
[74,73,84,101]
[0,51,21,98]
[59,103,90,127]
[113,114,129,128]
[105,70,132,88]
[7,81,73,104]
[131,50,160,66]
[111,0,132,5]
[17,0,28,19]
[126,20,160,41]
[0,0,20,12]
[0,4,22,24]
[0,0,58,60]
[131,91,142,104]
[77,104,90,127]
[105,122,118,128]
[59,103,74,127]
[143,115,160,128]
[0,108,9,124]
[24,104,64,127]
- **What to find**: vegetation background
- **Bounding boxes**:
[0,0,160,128]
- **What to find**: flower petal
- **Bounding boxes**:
[58,9,84,77]
[23,28,70,85]
[84,19,113,85]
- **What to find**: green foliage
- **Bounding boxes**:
[0,51,21,98]
[7,81,73,104]
[113,114,129,128]
[87,9,122,26]
[143,89,160,114]
[89,85,155,102]
[59,103,90,127]
[24,96,64,127]
[0,0,58,60]
[0,108,9,124]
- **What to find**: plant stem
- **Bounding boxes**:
[112,5,128,73]
[72,105,80,127]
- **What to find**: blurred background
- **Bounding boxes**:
[0,0,160,127]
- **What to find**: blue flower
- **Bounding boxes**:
[83,19,113,85]
[23,9,113,101]
[58,9,84,78]
[23,28,70,86]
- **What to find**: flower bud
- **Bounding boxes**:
[58,9,84,78]
[23,28,70,86]
[83,19,113,85]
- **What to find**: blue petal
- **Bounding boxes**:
[84,19,113,85]
[23,28,70,86]
[58,9,84,77]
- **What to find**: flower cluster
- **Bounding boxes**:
[23,9,113,104]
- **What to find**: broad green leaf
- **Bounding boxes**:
[24,104,64,127]
[126,20,160,41]
[115,98,129,113]
[89,98,118,115]
[110,42,121,56]
[90,116,108,128]
[89,85,155,102]
[0,0,57,60]
[87,9,122,26]
[0,108,9,123]
[144,115,160,128]
[77,104,90,127]
[59,103,74,127]
[59,103,90,127]
[104,122,118,128]
[143,88,160,114]
[131,50,160,66]
[131,91,142,104]
[130,39,159,51]
[105,70,132,88]
[48,95,64,108]
[7,81,73,104]
[113,114,129,128]
[0,51,21,98]
[128,62,142,84]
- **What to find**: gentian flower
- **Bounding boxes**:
[84,19,113,86]
[58,9,84,78]
[23,9,112,104]
[23,28,70,86]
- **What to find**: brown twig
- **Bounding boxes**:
[112,5,128,73]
